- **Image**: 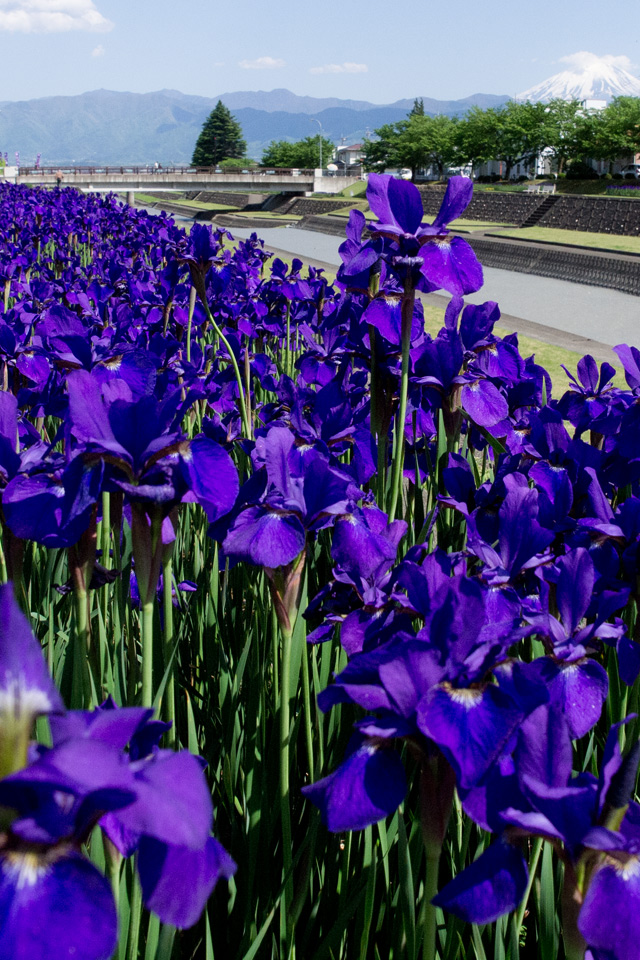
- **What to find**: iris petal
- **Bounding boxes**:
[0,848,117,960]
[433,838,528,924]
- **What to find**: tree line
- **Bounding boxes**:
[364,96,640,180]
[191,96,640,178]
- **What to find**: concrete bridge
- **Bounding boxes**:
[12,166,362,197]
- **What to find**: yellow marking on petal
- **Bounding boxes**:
[102,357,123,371]
[442,684,483,709]
[606,855,640,881]
[2,843,73,889]
[3,851,49,889]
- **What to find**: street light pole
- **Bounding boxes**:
[310,118,322,170]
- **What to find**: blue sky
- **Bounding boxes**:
[0,0,639,103]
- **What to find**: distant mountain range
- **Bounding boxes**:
[0,88,509,165]
[2,62,639,166]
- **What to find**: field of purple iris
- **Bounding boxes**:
[0,176,637,960]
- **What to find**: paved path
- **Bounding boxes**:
[229,225,640,362]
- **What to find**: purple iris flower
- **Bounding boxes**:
[435,718,640,960]
[304,572,547,831]
[305,503,408,654]
[523,548,619,738]
[338,175,484,415]
[0,584,235,960]
[337,208,384,291]
[556,354,618,437]
[64,369,238,514]
[3,453,104,549]
[466,472,555,586]
[223,425,358,570]
[365,174,484,297]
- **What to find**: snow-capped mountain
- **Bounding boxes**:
[517,52,640,102]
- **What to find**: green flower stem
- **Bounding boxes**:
[279,621,294,942]
[102,834,121,918]
[130,505,164,708]
[101,491,111,635]
[125,868,143,960]
[162,557,176,745]
[0,715,31,779]
[388,278,415,522]
[515,837,544,932]
[199,297,251,439]
[271,603,280,712]
[300,633,314,781]
[141,600,155,707]
[101,492,111,566]
[368,324,388,506]
[72,588,91,709]
[367,268,384,506]
[376,422,388,509]
[48,603,54,677]
[244,342,253,434]
[186,284,196,365]
[421,847,441,960]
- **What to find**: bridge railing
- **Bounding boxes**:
[19,166,197,176]
[18,166,317,177]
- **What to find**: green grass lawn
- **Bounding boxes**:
[170,198,237,210]
[315,202,366,217]
[493,225,640,254]
[229,210,303,220]
[449,219,515,232]
[135,193,239,212]
[339,180,367,199]
[133,192,183,203]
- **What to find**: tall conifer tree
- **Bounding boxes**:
[192,101,246,166]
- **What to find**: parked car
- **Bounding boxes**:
[620,164,640,179]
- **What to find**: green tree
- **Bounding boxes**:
[261,136,334,168]
[594,97,640,166]
[542,99,585,174]
[364,114,458,179]
[456,101,549,180]
[454,106,499,175]
[191,101,246,166]
[402,113,459,178]
[410,97,425,117]
[491,101,549,180]
[363,123,403,172]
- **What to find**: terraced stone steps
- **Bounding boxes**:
[520,195,560,228]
